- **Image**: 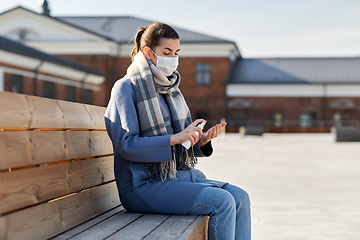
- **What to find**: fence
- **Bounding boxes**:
[205,119,360,133]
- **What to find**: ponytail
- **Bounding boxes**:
[131,27,147,61]
[130,23,179,61]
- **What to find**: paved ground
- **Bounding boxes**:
[196,133,360,240]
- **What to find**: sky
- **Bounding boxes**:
[0,0,359,58]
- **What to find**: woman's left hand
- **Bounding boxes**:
[199,122,227,147]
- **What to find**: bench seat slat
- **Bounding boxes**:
[0,181,120,240]
[70,210,144,240]
[178,216,209,240]
[142,215,206,240]
[0,131,113,170]
[50,206,124,240]
[0,156,114,215]
[106,214,171,240]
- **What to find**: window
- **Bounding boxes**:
[274,113,283,128]
[230,110,248,127]
[230,110,247,120]
[84,89,92,104]
[333,113,341,126]
[333,112,350,126]
[66,86,76,102]
[196,63,211,85]
[268,112,283,127]
[44,81,55,99]
[299,113,316,127]
[12,75,23,93]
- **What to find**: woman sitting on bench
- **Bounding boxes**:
[104,22,251,240]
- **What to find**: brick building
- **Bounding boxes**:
[0,6,238,126]
[0,35,104,103]
[226,58,360,132]
[1,4,359,133]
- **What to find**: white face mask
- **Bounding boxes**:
[150,48,179,77]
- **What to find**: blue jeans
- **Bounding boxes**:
[187,184,251,240]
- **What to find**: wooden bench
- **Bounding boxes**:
[0,91,208,240]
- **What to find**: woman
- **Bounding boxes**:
[104,22,251,240]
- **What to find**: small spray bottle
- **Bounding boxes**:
[181,122,206,149]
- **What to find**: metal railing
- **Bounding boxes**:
[205,119,360,133]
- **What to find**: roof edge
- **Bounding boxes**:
[0,35,104,77]
[0,6,113,41]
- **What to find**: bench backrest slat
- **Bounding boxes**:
[0,92,118,240]
[0,91,106,130]
[0,130,113,170]
[0,92,31,129]
[0,182,120,240]
[0,155,114,215]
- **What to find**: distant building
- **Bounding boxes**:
[227,58,360,132]
[0,4,359,132]
[0,35,104,103]
[0,6,238,125]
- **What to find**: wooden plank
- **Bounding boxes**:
[32,131,112,164]
[64,131,91,160]
[70,211,144,240]
[0,131,32,170]
[180,216,208,240]
[65,131,112,160]
[106,214,170,240]
[50,206,124,240]
[143,215,201,240]
[0,181,120,240]
[30,131,67,165]
[0,92,31,129]
[0,92,107,130]
[58,101,93,129]
[0,156,114,215]
[25,95,65,129]
[89,131,113,156]
[85,105,106,130]
[0,131,113,170]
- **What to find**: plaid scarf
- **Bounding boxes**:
[128,52,197,182]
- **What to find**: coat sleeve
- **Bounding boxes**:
[197,141,213,157]
[104,78,173,163]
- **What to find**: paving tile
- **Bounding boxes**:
[197,133,360,240]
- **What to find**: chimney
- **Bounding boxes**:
[40,0,51,16]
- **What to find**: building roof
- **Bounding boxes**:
[0,34,104,76]
[56,16,234,44]
[228,58,360,84]
[0,6,112,41]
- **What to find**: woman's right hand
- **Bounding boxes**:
[170,119,206,146]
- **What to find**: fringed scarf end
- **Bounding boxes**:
[146,144,198,182]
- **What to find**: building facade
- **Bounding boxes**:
[226,58,360,132]
[1,4,359,133]
[0,35,104,104]
[0,6,238,127]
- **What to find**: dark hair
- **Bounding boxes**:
[131,22,179,61]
